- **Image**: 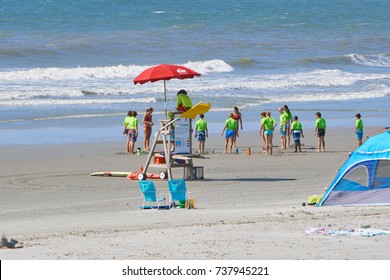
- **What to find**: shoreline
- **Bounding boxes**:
[1,102,389,146]
[1,126,389,259]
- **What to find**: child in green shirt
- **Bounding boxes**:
[123,111,138,154]
[314,112,326,152]
[221,113,238,154]
[260,112,277,155]
[195,113,208,154]
[355,113,363,146]
[290,115,304,152]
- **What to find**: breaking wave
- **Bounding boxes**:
[348,53,390,67]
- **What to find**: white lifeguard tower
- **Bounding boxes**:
[138,102,210,180]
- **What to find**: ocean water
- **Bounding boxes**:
[1,0,389,145]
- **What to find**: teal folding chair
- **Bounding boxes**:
[168,179,190,208]
[138,181,166,210]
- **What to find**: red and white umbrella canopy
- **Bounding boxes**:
[134,64,201,84]
[134,64,201,116]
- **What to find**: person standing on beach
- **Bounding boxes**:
[278,107,287,149]
[260,111,277,155]
[142,107,154,151]
[194,113,208,154]
[123,111,132,153]
[232,106,243,130]
[221,112,237,154]
[283,105,293,147]
[314,112,326,152]
[355,113,363,146]
[232,106,242,147]
[259,112,267,150]
[124,111,138,154]
[176,89,193,112]
[290,115,304,152]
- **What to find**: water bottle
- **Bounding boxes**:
[236,147,239,154]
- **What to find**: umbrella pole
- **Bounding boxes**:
[164,80,167,118]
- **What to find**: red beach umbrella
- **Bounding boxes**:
[133,64,201,116]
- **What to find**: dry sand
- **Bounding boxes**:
[1,126,389,259]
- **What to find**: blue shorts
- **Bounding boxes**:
[265,130,273,136]
[356,130,363,140]
[128,133,137,142]
[292,131,301,143]
[225,130,235,138]
[280,128,286,136]
[197,131,206,142]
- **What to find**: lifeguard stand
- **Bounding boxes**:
[138,112,202,180]
[138,102,211,180]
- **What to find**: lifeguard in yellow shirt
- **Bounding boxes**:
[175,89,193,112]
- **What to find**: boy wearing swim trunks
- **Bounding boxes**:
[221,113,238,154]
[290,115,304,152]
[195,113,208,154]
[260,112,277,155]
[314,112,326,152]
[355,113,363,146]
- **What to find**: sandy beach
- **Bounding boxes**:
[1,126,389,260]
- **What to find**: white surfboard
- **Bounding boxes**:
[90,171,131,177]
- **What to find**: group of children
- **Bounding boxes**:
[258,108,364,154]
[258,105,305,156]
[123,107,154,154]
[258,108,333,155]
[124,101,364,155]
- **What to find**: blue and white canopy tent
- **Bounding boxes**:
[317,128,390,206]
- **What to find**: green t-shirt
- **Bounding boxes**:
[291,120,302,131]
[279,113,287,127]
[176,94,193,109]
[124,116,138,129]
[285,111,292,121]
[195,119,207,132]
[315,117,326,129]
[356,119,363,130]
[264,117,276,130]
[225,117,237,130]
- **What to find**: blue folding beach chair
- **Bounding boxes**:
[138,181,166,210]
[168,179,190,208]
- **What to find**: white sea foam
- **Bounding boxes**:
[185,59,234,74]
[268,87,389,103]
[185,70,390,92]
[0,97,157,107]
[0,64,389,107]
[0,59,231,82]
